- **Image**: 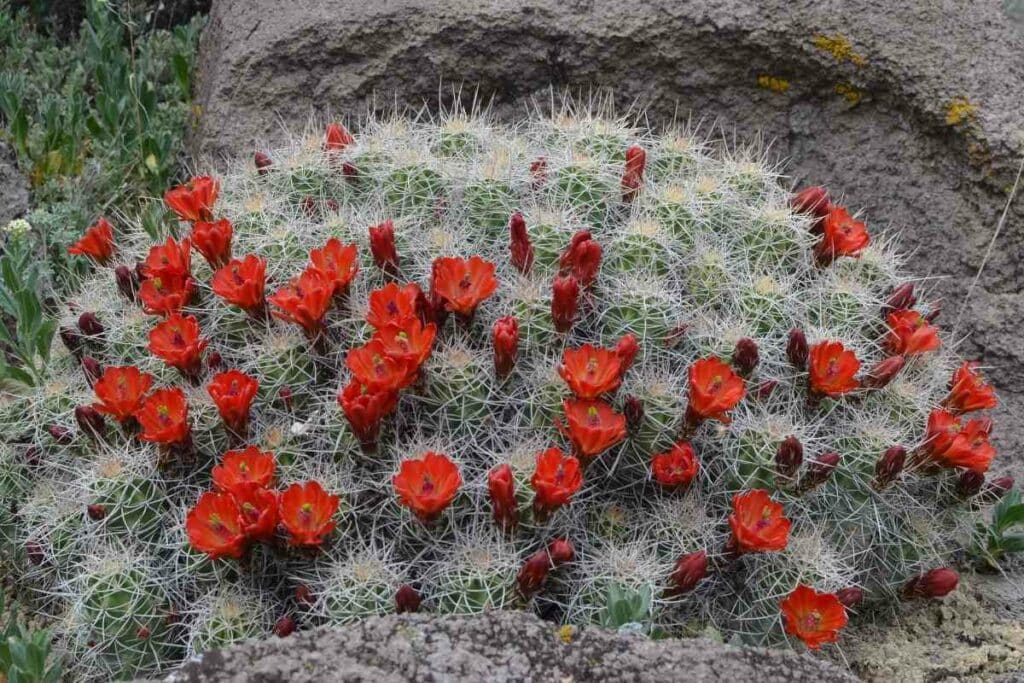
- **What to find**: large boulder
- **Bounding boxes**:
[192,0,1024,474]
[163,611,856,682]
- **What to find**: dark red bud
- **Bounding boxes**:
[81,356,103,387]
[623,394,644,433]
[395,584,422,614]
[273,615,296,637]
[667,550,707,595]
[77,312,104,337]
[904,568,958,599]
[492,316,519,380]
[883,283,917,316]
[325,198,339,213]
[24,446,41,468]
[775,436,803,479]
[956,470,985,499]
[731,337,759,376]
[255,152,273,175]
[115,265,139,302]
[87,504,106,521]
[925,304,942,324]
[547,538,575,565]
[508,211,535,275]
[26,540,44,565]
[800,452,840,491]
[529,157,548,189]
[616,334,640,372]
[294,584,314,605]
[206,351,223,371]
[517,550,551,596]
[136,626,151,640]
[982,476,1014,502]
[754,379,778,400]
[835,587,865,608]
[301,196,317,219]
[280,387,294,410]
[551,275,579,334]
[48,425,72,444]
[75,405,106,440]
[863,355,906,389]
[60,326,83,356]
[786,328,809,370]
[874,446,906,488]
[341,161,359,181]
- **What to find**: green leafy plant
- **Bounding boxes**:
[974,489,1024,568]
[601,583,652,631]
[0,593,61,683]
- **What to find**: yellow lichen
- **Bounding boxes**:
[834,82,864,105]
[558,624,575,644]
[756,74,790,93]
[812,34,866,66]
[946,97,978,126]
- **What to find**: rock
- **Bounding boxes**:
[161,610,855,682]
[0,142,29,226]
[193,0,1024,476]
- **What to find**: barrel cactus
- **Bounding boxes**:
[0,109,1010,679]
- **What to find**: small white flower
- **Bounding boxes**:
[3,218,31,238]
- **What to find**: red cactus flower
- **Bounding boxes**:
[164,175,220,223]
[369,219,400,273]
[559,398,627,460]
[559,230,602,288]
[232,484,279,541]
[615,333,639,372]
[791,186,831,232]
[531,448,582,518]
[309,238,359,296]
[904,568,958,599]
[324,122,355,151]
[268,267,334,339]
[885,309,940,356]
[92,365,153,421]
[212,255,267,313]
[139,272,195,316]
[923,409,996,473]
[728,489,791,553]
[943,362,998,414]
[135,387,191,445]
[493,315,519,379]
[551,274,579,333]
[148,313,207,376]
[279,480,340,546]
[142,237,192,280]
[651,441,699,489]
[431,256,498,317]
[807,341,860,398]
[346,339,418,393]
[621,144,646,201]
[366,282,421,329]
[372,318,437,368]
[686,357,746,425]
[667,550,708,596]
[508,211,535,274]
[190,219,233,269]
[814,205,870,265]
[392,451,462,522]
[517,538,574,596]
[862,355,906,389]
[186,491,247,560]
[208,370,259,437]
[337,379,399,449]
[780,585,848,650]
[212,446,276,494]
[68,217,115,265]
[558,344,624,399]
[488,463,518,531]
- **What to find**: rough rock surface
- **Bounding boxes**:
[192,0,1024,475]
[0,141,29,226]
[162,610,855,682]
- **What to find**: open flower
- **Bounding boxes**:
[885,309,940,356]
[559,399,627,459]
[143,237,192,280]
[392,451,462,521]
[729,489,791,553]
[944,362,998,414]
[807,341,860,398]
[337,379,399,450]
[686,357,745,425]
[621,144,646,201]
[531,447,582,518]
[559,230,602,288]
[309,238,359,296]
[68,217,115,265]
[212,446,276,493]
[324,122,355,151]
[268,267,334,339]
[372,318,437,369]
[780,585,848,650]
[279,480,340,546]
[369,219,399,273]
[366,282,421,329]
[814,205,869,265]
[135,387,191,445]
[488,464,518,530]
[431,256,498,317]
[139,272,196,316]
[92,365,153,421]
[651,441,699,489]
[346,339,417,393]
[232,484,279,541]
[148,313,207,377]
[558,344,624,399]
[186,491,247,560]
[212,255,267,313]
[190,219,233,269]
[165,175,220,223]
[923,409,996,473]
[207,370,259,437]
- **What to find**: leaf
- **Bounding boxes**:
[995,503,1024,533]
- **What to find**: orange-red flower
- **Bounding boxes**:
[186,491,247,560]
[148,312,207,376]
[431,256,498,317]
[139,272,195,316]
[309,238,359,296]
[923,409,996,473]
[208,370,259,436]
[559,230,602,288]
[559,398,627,460]
[337,379,399,449]
[68,217,115,265]
[366,282,421,329]
[372,318,437,368]
[728,489,791,553]
[531,447,582,517]
[190,219,233,269]
[92,365,153,421]
[492,315,519,379]
[135,387,191,445]
[324,122,355,151]
[651,441,699,489]
[558,344,624,399]
[211,255,267,313]
[780,585,848,650]
[212,446,276,493]
[814,205,870,265]
[268,267,334,338]
[393,451,462,521]
[346,339,418,393]
[232,484,279,541]
[279,480,340,546]
[807,341,861,398]
[885,309,940,356]
[943,362,998,414]
[686,357,746,425]
[621,144,646,201]
[164,175,220,223]
[142,237,192,280]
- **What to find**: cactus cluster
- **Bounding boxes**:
[0,106,1011,679]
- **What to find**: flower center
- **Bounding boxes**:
[421,475,435,494]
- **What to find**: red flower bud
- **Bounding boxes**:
[273,615,296,637]
[301,195,318,219]
[874,446,906,488]
[26,540,44,565]
[559,230,601,288]
[60,326,83,357]
[835,586,865,607]
[342,161,359,181]
[369,219,399,274]
[324,122,355,152]
[280,386,294,411]
[294,584,314,605]
[508,211,534,275]
[786,328,809,370]
[863,355,906,389]
[799,452,840,491]
[623,394,644,433]
[254,152,273,175]
[78,312,104,337]
[488,464,518,531]
[791,186,831,232]
[206,351,223,372]
[731,337,759,376]
[616,334,639,373]
[492,316,519,379]
[115,265,139,302]
[903,568,958,599]
[529,157,547,189]
[621,144,646,202]
[81,356,102,387]
[137,625,151,640]
[551,274,579,334]
[754,379,778,400]
[883,283,917,317]
[956,469,985,498]
[87,504,106,521]
[75,405,106,441]
[395,584,422,614]
[667,550,707,596]
[547,538,575,565]
[517,550,550,596]
[982,476,1014,502]
[48,425,72,444]
[775,436,803,480]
